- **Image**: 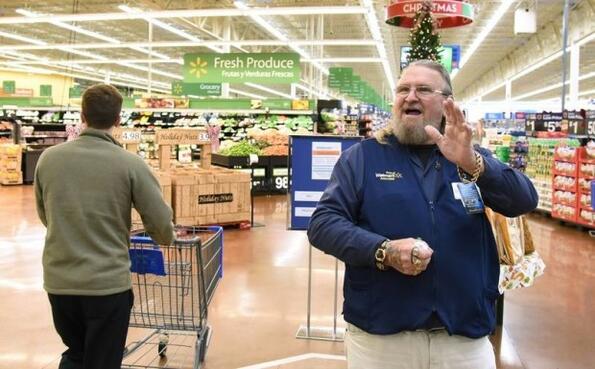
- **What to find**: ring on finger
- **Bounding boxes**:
[411,246,421,265]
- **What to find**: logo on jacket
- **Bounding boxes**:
[375,171,403,181]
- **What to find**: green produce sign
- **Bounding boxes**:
[172,81,221,96]
[183,53,300,84]
[3,80,15,94]
[40,84,52,97]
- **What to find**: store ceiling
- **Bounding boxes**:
[0,0,593,104]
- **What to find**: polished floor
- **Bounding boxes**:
[0,185,593,369]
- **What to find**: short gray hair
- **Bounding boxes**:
[406,59,453,96]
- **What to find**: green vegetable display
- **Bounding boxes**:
[218,140,262,156]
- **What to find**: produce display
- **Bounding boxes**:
[218,140,262,156]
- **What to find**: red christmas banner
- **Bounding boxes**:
[386,0,474,28]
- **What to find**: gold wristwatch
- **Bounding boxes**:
[375,240,390,271]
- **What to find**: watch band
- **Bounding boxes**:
[375,240,390,271]
[457,151,484,183]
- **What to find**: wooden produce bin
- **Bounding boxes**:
[0,144,23,185]
[171,167,251,226]
[131,170,173,225]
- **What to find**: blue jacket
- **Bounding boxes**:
[307,136,538,338]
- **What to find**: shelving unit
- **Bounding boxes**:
[577,146,595,227]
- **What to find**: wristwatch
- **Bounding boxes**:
[375,240,390,271]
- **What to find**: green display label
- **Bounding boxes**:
[172,81,221,96]
[183,53,300,84]
[2,81,15,94]
[439,47,453,73]
[40,84,52,97]
[69,86,82,98]
[328,67,352,89]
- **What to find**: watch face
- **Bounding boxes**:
[375,248,386,262]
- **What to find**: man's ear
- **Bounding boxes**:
[114,116,121,128]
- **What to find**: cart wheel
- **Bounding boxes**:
[158,332,169,358]
[199,326,210,362]
[158,342,167,357]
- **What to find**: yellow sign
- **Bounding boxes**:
[155,128,210,145]
[112,128,142,144]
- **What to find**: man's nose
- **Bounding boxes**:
[404,88,419,102]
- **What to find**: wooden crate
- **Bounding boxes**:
[0,144,22,172]
[131,170,173,224]
[0,155,21,171]
[171,167,251,226]
[0,171,23,185]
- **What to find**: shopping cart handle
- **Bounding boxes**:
[130,236,158,245]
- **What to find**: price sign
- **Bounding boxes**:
[112,128,142,144]
[155,128,210,145]
[588,120,595,137]
[525,118,536,135]
[272,167,289,190]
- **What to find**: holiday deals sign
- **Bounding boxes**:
[183,53,300,84]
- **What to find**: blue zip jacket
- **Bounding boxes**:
[307,135,538,338]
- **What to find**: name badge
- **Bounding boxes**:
[452,182,485,214]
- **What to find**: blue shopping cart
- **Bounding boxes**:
[122,226,223,369]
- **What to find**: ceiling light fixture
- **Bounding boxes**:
[228,88,266,99]
[244,83,292,99]
[1,6,368,25]
[118,5,223,54]
[361,0,395,99]
[234,1,329,76]
[452,0,515,79]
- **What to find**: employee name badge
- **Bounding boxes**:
[452,182,485,214]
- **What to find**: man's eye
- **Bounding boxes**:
[397,87,410,94]
[417,87,433,94]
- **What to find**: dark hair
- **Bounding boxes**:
[406,59,453,97]
[81,84,123,129]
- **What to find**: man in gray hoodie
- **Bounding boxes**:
[35,84,175,369]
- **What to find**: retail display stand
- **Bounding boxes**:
[289,134,362,342]
[577,147,595,227]
[552,145,580,223]
[155,128,212,171]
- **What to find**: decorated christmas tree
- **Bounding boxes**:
[407,0,443,63]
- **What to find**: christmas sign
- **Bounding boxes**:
[386,0,474,28]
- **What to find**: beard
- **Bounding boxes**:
[393,116,442,145]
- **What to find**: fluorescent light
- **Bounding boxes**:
[18,8,173,61]
[579,88,595,97]
[244,83,292,98]
[512,71,595,100]
[455,0,514,77]
[228,88,266,99]
[361,0,395,99]
[0,59,183,65]
[308,57,383,63]
[0,30,46,45]
[2,6,368,25]
[233,1,329,76]
[0,39,375,52]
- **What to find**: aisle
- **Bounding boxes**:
[0,186,593,369]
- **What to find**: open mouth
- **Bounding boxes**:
[404,108,422,116]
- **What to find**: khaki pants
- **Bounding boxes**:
[345,323,496,369]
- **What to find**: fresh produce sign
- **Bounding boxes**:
[183,53,300,84]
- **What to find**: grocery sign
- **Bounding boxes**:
[183,53,300,84]
[172,81,221,96]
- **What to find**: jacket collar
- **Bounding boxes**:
[79,127,122,147]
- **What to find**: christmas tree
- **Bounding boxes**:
[407,0,443,63]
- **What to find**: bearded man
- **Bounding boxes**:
[307,60,538,369]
